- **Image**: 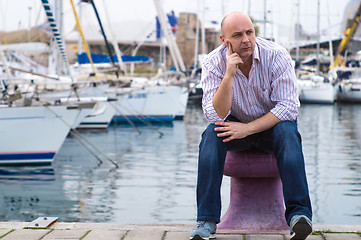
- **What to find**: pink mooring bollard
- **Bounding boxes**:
[217,149,289,234]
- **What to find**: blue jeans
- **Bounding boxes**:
[196,120,312,225]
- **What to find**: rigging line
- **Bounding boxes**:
[88,0,120,78]
[120,103,173,126]
[109,101,142,135]
[69,0,96,75]
[91,84,169,132]
[87,85,143,133]
[43,104,103,165]
[88,86,144,133]
[101,0,127,75]
[133,20,156,44]
[114,89,173,126]
[44,104,119,168]
[69,130,103,166]
[0,42,13,81]
[66,83,80,101]
[131,85,176,126]
[115,101,165,138]
[34,3,43,27]
[0,62,58,80]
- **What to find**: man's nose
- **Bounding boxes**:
[241,35,250,43]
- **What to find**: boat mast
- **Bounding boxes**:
[263,0,267,38]
[69,0,96,75]
[295,0,300,63]
[55,0,64,75]
[153,0,186,73]
[84,0,119,78]
[326,0,334,68]
[201,0,206,55]
[101,0,127,76]
[77,1,83,57]
[0,42,13,81]
[40,0,73,81]
[316,0,320,75]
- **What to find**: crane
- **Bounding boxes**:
[332,2,361,69]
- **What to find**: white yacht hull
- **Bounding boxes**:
[107,85,188,123]
[298,78,336,104]
[0,106,84,165]
[337,79,361,102]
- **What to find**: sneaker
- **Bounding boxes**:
[290,215,312,240]
[189,221,216,240]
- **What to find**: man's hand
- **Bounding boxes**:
[226,42,243,78]
[214,121,250,142]
[212,42,245,120]
[214,113,281,143]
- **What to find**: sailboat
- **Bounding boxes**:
[331,66,361,103]
[0,1,102,165]
[68,0,188,122]
[296,0,336,104]
[105,84,188,123]
[38,83,117,129]
[329,2,361,102]
[34,0,115,129]
[297,74,337,104]
[0,105,92,165]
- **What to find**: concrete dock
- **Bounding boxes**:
[0,221,360,240]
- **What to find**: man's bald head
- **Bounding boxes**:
[219,12,256,61]
[221,12,253,37]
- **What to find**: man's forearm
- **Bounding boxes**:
[246,112,281,135]
[212,74,234,119]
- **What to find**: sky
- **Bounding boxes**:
[0,0,355,48]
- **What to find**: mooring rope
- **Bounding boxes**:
[44,104,119,168]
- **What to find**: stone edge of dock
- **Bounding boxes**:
[0,221,360,232]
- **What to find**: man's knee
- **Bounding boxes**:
[200,123,221,147]
[272,122,304,165]
[203,123,217,136]
[273,121,301,143]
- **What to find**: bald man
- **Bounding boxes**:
[190,12,312,240]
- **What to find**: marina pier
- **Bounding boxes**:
[0,221,360,239]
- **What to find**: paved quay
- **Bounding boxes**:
[0,221,360,240]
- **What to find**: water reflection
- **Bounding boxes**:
[0,103,359,225]
[0,166,68,221]
[0,167,54,221]
[298,104,361,224]
[0,167,55,182]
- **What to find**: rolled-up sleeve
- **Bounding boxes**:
[201,61,230,123]
[269,49,300,121]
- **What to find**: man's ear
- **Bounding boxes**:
[219,35,227,46]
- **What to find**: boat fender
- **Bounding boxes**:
[107,97,118,102]
[338,84,343,93]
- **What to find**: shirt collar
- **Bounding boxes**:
[253,41,260,62]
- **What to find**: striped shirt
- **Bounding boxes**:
[201,37,300,123]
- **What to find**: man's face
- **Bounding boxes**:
[220,15,256,60]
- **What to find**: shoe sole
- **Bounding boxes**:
[290,217,312,240]
[190,235,208,240]
[190,234,216,240]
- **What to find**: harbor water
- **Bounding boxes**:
[0,102,360,225]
